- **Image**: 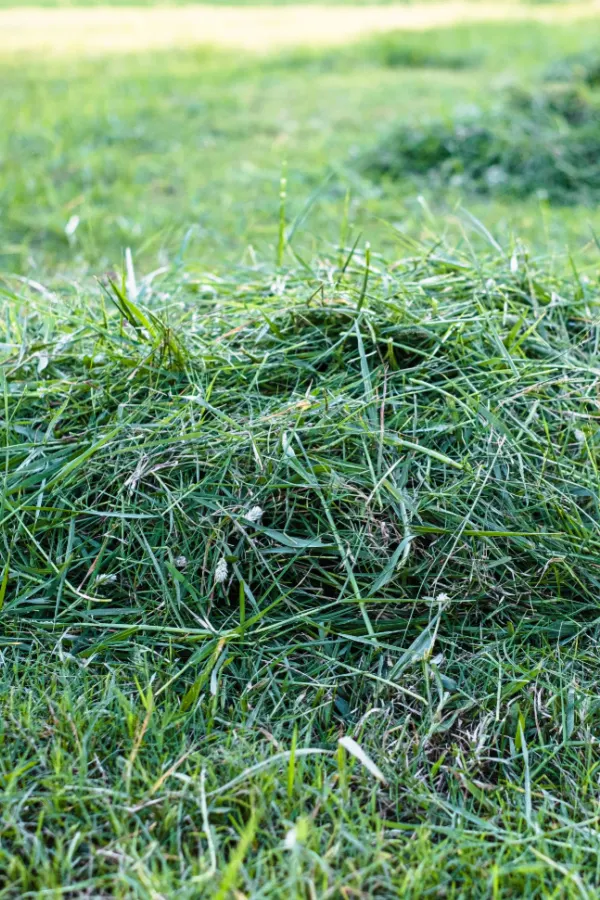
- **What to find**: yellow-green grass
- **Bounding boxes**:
[2,3,600,55]
[3,18,600,282]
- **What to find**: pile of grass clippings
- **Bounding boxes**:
[351,31,479,71]
[268,31,479,75]
[2,243,600,658]
[361,81,600,203]
[544,51,600,88]
[3,243,600,898]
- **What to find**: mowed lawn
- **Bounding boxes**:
[3,7,600,898]
[3,13,600,278]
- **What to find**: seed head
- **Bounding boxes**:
[244,505,264,524]
[284,827,297,850]
[214,558,228,584]
[95,573,117,586]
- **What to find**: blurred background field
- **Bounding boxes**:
[3,5,600,280]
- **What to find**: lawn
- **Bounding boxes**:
[3,6,600,898]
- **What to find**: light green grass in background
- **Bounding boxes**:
[3,20,600,279]
[3,12,600,899]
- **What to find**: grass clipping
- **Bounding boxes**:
[362,78,600,203]
[2,244,600,651]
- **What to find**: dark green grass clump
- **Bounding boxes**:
[2,243,600,652]
[545,51,600,88]
[3,243,600,896]
[272,31,479,74]
[361,83,600,203]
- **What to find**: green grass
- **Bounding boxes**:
[545,50,600,86]
[3,235,600,896]
[361,81,600,203]
[4,21,600,279]
[3,12,600,898]
[0,236,600,897]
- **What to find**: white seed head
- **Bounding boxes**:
[65,214,80,238]
[574,429,586,444]
[174,555,188,569]
[436,592,450,603]
[95,573,117,586]
[244,505,264,524]
[214,558,228,584]
[283,827,297,850]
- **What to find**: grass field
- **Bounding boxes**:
[4,15,600,277]
[3,4,600,897]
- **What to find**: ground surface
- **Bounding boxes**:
[3,3,600,898]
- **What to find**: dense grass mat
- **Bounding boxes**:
[2,241,600,896]
[3,244,599,643]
